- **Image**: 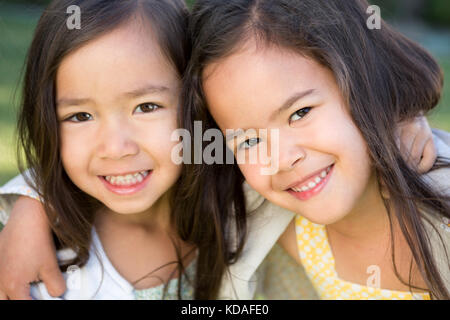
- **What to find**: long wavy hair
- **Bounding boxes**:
[182,0,450,299]
[17,0,230,299]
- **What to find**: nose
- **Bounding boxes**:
[276,129,306,172]
[96,119,139,160]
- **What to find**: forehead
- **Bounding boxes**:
[202,43,331,130]
[57,20,179,98]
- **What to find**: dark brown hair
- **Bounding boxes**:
[183,0,450,299]
[17,0,227,299]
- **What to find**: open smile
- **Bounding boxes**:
[99,170,152,195]
[286,164,334,201]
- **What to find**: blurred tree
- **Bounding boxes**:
[371,0,450,26]
[0,0,50,5]
[371,0,423,20]
[186,0,195,8]
[422,0,450,26]
[396,0,424,20]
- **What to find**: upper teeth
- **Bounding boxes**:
[291,166,331,193]
[105,171,149,186]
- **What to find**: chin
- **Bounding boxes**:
[289,202,349,225]
[101,201,151,215]
[319,208,355,225]
[305,214,342,226]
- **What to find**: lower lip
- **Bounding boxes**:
[99,171,152,196]
[287,165,334,201]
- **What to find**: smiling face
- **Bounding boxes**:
[56,21,181,215]
[203,43,381,225]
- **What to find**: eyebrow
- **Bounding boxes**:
[124,85,170,98]
[57,98,94,109]
[269,89,315,121]
[57,85,171,108]
[225,88,315,141]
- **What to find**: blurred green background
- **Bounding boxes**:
[0,0,449,186]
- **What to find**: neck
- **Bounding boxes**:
[326,174,391,243]
[95,191,174,235]
[91,190,196,290]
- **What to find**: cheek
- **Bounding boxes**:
[140,115,182,176]
[59,127,89,176]
[333,121,371,172]
[303,107,373,195]
[238,163,272,194]
[157,138,182,188]
[312,106,369,164]
[324,119,373,198]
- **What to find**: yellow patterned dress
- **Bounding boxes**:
[294,215,430,300]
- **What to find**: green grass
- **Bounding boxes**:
[0,3,449,186]
[0,3,40,185]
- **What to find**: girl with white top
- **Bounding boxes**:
[0,0,232,300]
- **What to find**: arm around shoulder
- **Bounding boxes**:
[0,172,40,226]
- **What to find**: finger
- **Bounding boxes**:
[409,129,429,168]
[0,289,8,300]
[39,265,66,297]
[7,282,32,300]
[417,138,437,174]
[399,130,416,164]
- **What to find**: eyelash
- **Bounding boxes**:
[62,103,162,122]
[64,112,92,122]
[236,107,312,150]
[238,137,261,150]
[289,107,312,123]
[134,103,162,114]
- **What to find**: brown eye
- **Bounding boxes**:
[134,103,161,113]
[67,112,92,122]
[289,107,312,123]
